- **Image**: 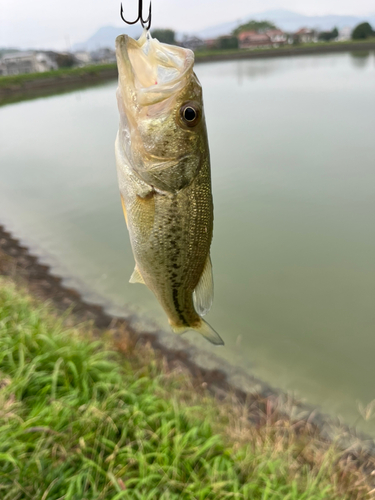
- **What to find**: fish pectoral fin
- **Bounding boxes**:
[170,319,224,346]
[131,191,155,237]
[120,195,129,229]
[193,255,213,316]
[129,265,145,285]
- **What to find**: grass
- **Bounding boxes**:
[0,276,372,499]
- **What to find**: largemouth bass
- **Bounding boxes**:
[115,31,223,345]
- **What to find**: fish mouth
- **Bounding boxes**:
[115,32,194,106]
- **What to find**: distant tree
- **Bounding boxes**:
[55,53,75,68]
[352,22,374,40]
[217,36,239,50]
[232,20,277,36]
[292,34,300,45]
[151,29,176,45]
[318,27,339,42]
[318,31,331,41]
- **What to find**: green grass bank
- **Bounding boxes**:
[0,274,373,499]
[0,63,117,89]
[0,63,117,105]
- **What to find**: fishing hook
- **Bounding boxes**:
[120,0,152,31]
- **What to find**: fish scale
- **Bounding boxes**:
[147,168,212,328]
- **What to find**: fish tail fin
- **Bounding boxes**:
[196,319,225,346]
[170,319,224,346]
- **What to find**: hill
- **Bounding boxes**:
[72,25,142,51]
[194,9,375,38]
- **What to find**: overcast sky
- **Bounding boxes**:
[1,0,374,50]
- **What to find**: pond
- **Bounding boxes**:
[1,51,375,433]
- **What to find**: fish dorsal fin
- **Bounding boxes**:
[129,265,145,285]
[193,256,213,316]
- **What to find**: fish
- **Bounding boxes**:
[115,31,224,346]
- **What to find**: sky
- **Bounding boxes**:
[1,0,374,50]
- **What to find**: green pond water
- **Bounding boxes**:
[1,51,375,433]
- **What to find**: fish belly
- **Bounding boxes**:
[117,150,213,328]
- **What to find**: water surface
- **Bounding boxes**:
[1,52,375,433]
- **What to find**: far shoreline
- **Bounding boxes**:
[194,39,375,62]
[0,40,374,105]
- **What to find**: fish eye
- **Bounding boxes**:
[180,102,201,127]
[184,107,196,121]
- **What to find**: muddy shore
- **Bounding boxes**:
[1,222,375,480]
[0,67,118,105]
[1,41,374,105]
[0,224,275,403]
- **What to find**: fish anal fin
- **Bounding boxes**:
[129,265,145,285]
[193,255,214,316]
[169,322,188,334]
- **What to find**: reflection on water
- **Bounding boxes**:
[1,52,375,434]
[235,60,283,84]
[350,50,372,68]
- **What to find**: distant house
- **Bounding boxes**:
[90,48,116,64]
[265,29,287,47]
[338,26,352,42]
[0,51,57,76]
[74,51,92,65]
[238,31,272,49]
[35,53,58,72]
[204,39,218,50]
[0,52,35,75]
[295,28,316,44]
[180,36,205,51]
